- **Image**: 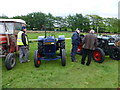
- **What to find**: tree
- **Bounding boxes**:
[11,11,119,33]
[103,18,118,33]
[54,16,67,31]
[0,14,9,19]
[46,13,55,30]
[86,15,105,33]
[27,12,47,30]
[66,14,90,32]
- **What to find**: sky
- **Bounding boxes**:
[0,0,120,18]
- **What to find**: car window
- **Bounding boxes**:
[15,23,22,30]
[5,23,14,34]
[0,22,5,34]
[14,23,22,34]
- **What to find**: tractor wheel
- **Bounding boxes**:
[61,49,66,66]
[34,50,41,68]
[60,41,65,56]
[109,47,120,60]
[5,53,16,70]
[38,42,43,54]
[77,43,83,55]
[93,48,105,63]
[60,41,65,49]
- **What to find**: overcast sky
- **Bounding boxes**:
[0,0,119,18]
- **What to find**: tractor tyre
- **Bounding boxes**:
[109,47,120,60]
[38,42,43,55]
[77,43,83,55]
[61,49,66,66]
[60,41,65,56]
[93,48,105,63]
[60,41,65,49]
[5,53,16,70]
[34,50,41,68]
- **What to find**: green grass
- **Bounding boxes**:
[27,31,73,39]
[2,32,119,88]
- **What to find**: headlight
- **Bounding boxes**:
[44,42,55,45]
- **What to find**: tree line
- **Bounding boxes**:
[1,12,119,33]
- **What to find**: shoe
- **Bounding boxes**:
[20,61,25,63]
[72,60,76,62]
[86,63,90,66]
[20,61,23,63]
[81,62,85,65]
[26,60,30,62]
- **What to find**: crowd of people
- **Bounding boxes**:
[71,28,97,66]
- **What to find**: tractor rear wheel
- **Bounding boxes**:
[5,53,16,70]
[93,48,105,63]
[109,47,120,60]
[61,49,66,66]
[34,50,41,68]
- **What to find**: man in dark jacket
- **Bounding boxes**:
[71,28,80,62]
[81,30,97,66]
[17,26,30,63]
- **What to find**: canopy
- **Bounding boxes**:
[0,19,26,24]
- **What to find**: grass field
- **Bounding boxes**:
[2,32,119,88]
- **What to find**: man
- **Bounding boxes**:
[17,26,30,63]
[71,28,81,62]
[81,30,97,66]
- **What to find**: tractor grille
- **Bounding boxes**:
[44,45,56,55]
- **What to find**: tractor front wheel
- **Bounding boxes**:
[34,50,41,68]
[61,49,66,66]
[60,41,65,49]
[109,47,120,60]
[93,48,105,63]
[5,53,16,70]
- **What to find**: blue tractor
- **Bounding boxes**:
[34,31,66,68]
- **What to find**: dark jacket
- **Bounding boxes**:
[21,33,28,46]
[82,33,97,50]
[71,31,80,45]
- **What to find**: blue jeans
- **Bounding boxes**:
[19,46,29,63]
[71,44,78,61]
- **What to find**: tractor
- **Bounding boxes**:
[0,19,26,70]
[34,30,66,68]
[77,34,120,63]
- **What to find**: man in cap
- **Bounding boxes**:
[81,30,97,66]
[71,28,81,62]
[17,26,30,63]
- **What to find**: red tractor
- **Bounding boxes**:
[0,19,26,70]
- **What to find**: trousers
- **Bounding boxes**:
[81,48,93,65]
[19,46,29,62]
[71,44,78,61]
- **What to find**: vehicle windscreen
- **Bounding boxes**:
[14,23,23,34]
[0,22,14,34]
[0,22,5,34]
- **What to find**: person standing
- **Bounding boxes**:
[71,28,81,62]
[17,26,30,63]
[81,30,97,66]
